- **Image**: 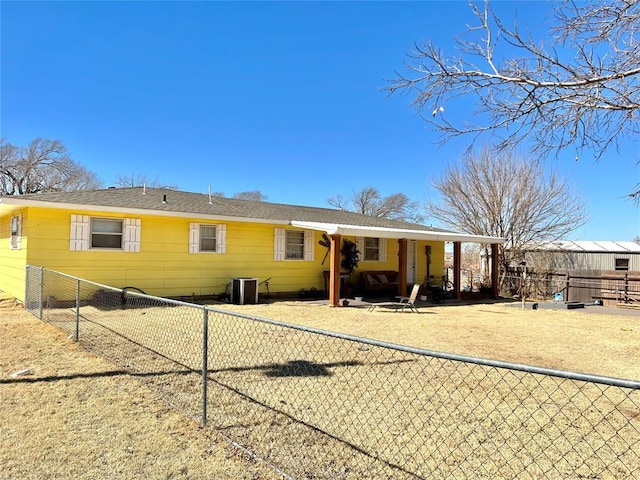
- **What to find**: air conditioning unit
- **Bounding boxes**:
[231,277,258,305]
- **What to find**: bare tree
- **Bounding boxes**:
[112,174,178,190]
[328,186,425,222]
[232,190,267,201]
[387,0,640,200]
[428,148,586,287]
[460,243,481,271]
[0,138,101,195]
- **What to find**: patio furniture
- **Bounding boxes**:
[359,270,399,295]
[367,283,421,313]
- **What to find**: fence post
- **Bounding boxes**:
[202,308,209,426]
[565,274,570,302]
[39,266,44,320]
[624,273,629,303]
[75,279,80,341]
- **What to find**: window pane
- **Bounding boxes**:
[286,230,304,259]
[200,238,217,251]
[200,226,216,238]
[364,237,379,261]
[92,234,122,248]
[10,216,19,249]
[92,219,122,234]
[286,244,304,259]
[200,225,217,251]
[90,219,123,249]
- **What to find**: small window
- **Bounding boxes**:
[615,258,630,271]
[364,238,380,261]
[70,215,140,252]
[286,230,305,259]
[10,215,21,250]
[91,218,123,249]
[357,236,386,262]
[189,223,226,254]
[200,225,217,252]
[274,228,314,261]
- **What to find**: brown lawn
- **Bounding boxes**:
[2,295,639,479]
[212,299,640,380]
[0,300,282,480]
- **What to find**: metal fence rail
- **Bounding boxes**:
[25,266,640,479]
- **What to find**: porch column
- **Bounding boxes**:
[397,238,408,296]
[329,234,342,307]
[453,241,462,300]
[491,243,500,298]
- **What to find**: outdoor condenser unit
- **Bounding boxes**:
[231,277,258,305]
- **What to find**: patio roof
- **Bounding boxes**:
[291,221,505,244]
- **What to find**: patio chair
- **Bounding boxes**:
[367,283,421,313]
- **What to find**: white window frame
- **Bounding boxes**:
[91,218,124,249]
[70,215,140,252]
[274,228,314,261]
[189,223,226,254]
[356,237,387,262]
[9,214,21,250]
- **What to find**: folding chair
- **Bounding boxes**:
[367,283,421,313]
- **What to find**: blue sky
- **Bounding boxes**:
[2,1,638,240]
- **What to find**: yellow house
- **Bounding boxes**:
[0,187,504,305]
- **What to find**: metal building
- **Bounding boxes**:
[522,241,640,273]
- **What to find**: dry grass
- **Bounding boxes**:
[3,296,640,479]
[212,299,640,380]
[0,303,281,480]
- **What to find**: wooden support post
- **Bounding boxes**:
[397,238,408,296]
[329,234,342,307]
[453,241,462,300]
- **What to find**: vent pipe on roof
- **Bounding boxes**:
[142,183,146,195]
[208,185,212,204]
[162,194,167,204]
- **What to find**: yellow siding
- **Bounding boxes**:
[0,207,28,300]
[0,205,446,300]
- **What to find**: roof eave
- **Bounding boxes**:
[291,221,506,244]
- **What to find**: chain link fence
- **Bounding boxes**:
[25,266,640,479]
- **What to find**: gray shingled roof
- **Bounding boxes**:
[4,186,450,232]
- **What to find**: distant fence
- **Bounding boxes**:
[25,266,640,479]
[503,270,640,306]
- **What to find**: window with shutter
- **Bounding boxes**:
[275,228,314,261]
[358,237,386,262]
[9,215,21,250]
[189,223,226,253]
[70,215,141,251]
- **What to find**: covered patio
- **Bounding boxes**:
[291,221,506,307]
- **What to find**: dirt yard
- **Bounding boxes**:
[0,299,281,480]
[212,298,640,380]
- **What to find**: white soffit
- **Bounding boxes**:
[290,221,506,244]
